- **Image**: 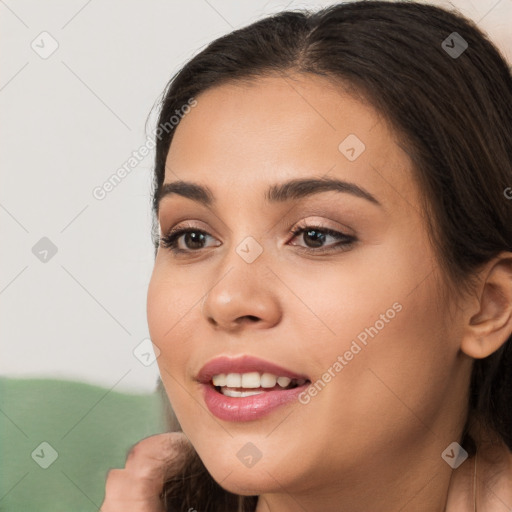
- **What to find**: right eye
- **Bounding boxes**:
[159,227,220,254]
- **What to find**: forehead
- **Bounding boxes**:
[163,73,416,212]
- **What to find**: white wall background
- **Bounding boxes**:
[1,0,510,394]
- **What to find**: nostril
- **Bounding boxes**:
[237,315,259,324]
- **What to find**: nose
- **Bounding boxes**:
[200,259,282,333]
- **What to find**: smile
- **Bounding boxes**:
[212,372,307,396]
[197,356,311,421]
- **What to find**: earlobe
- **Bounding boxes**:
[460,253,512,360]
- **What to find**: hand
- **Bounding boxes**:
[100,432,191,512]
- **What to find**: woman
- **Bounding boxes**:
[102,1,512,510]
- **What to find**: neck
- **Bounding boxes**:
[255,434,455,512]
[255,419,512,512]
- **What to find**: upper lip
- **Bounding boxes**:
[196,355,309,384]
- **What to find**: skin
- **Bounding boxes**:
[146,73,512,511]
[101,432,190,512]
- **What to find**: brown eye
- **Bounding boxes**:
[160,228,219,253]
[289,225,356,253]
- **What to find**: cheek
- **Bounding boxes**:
[147,264,197,397]
[147,261,200,347]
[146,261,209,418]
[291,241,456,437]
[304,265,457,458]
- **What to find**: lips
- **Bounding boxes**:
[196,355,309,384]
[196,355,311,422]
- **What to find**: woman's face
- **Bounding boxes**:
[147,74,471,501]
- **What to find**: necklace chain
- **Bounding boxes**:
[473,453,477,512]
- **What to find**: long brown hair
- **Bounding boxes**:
[150,2,512,509]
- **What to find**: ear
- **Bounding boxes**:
[460,252,512,359]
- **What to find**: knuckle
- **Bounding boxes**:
[125,444,138,463]
[130,460,164,482]
[104,468,129,491]
[122,433,192,479]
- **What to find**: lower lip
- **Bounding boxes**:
[201,383,309,422]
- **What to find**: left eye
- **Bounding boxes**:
[288,225,356,252]
[159,225,356,254]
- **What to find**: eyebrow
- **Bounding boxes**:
[157,177,382,210]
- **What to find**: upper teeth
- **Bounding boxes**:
[212,372,302,388]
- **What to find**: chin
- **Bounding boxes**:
[207,463,286,496]
[192,437,304,497]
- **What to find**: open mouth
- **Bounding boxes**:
[197,355,312,421]
[211,372,310,397]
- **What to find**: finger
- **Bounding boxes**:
[100,433,191,511]
[102,468,167,512]
[124,432,191,478]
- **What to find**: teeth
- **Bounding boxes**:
[212,374,226,386]
[277,376,291,387]
[221,388,265,397]
[241,372,261,388]
[260,373,277,388]
[211,372,305,389]
[225,373,242,387]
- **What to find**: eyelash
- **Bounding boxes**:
[159,223,356,256]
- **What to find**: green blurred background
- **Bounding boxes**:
[0,377,167,512]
